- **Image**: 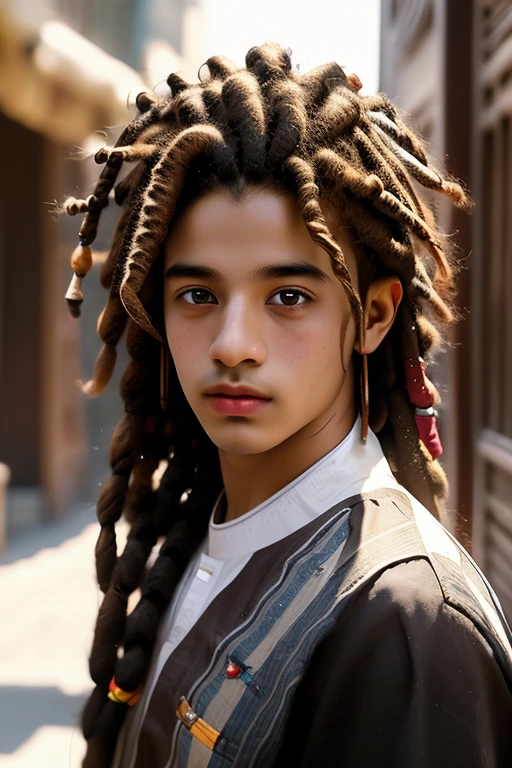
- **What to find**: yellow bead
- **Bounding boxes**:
[70,244,93,276]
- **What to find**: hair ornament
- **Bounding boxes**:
[107,677,142,706]
[404,357,443,460]
[347,73,363,92]
[65,241,93,318]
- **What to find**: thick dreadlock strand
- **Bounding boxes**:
[83,378,222,768]
[353,123,422,212]
[200,78,228,128]
[119,320,162,524]
[350,126,442,247]
[99,208,132,290]
[135,91,157,113]
[366,94,430,166]
[166,72,189,96]
[81,343,117,397]
[64,115,161,249]
[370,120,470,209]
[82,329,166,764]
[114,166,143,207]
[413,260,454,323]
[416,313,442,356]
[246,42,292,83]
[80,294,128,397]
[94,143,157,166]
[93,412,144,592]
[265,80,306,169]
[285,154,363,324]
[324,188,416,272]
[68,43,470,766]
[315,147,385,201]
[221,71,266,179]
[374,189,440,245]
[300,62,349,111]
[118,126,227,337]
[313,88,361,144]
[165,86,209,126]
[203,54,238,80]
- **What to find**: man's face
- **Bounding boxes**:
[163,188,359,456]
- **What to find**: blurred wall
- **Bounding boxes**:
[380,0,512,620]
[471,0,512,621]
[380,0,473,532]
[0,0,198,539]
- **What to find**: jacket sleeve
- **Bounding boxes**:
[275,558,512,768]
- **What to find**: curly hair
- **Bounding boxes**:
[62,43,470,767]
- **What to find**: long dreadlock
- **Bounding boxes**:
[62,43,470,767]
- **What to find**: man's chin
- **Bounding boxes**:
[205,429,287,458]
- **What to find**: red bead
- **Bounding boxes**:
[225,662,241,679]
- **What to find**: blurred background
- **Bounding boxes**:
[0,0,510,764]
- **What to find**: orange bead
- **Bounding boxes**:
[70,244,93,276]
[108,676,142,706]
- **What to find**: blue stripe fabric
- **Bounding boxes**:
[175,508,352,767]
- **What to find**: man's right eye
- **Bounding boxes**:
[179,289,216,305]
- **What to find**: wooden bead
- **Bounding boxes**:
[70,244,93,276]
[347,72,363,92]
[65,272,83,302]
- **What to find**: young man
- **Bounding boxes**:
[63,44,512,767]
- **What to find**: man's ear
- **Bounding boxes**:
[353,276,403,354]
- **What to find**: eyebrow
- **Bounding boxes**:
[164,261,331,283]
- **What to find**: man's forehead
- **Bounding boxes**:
[167,189,305,243]
[164,187,357,279]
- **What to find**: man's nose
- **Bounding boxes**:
[208,297,266,367]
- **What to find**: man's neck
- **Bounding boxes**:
[217,400,357,523]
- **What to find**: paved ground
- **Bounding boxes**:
[0,504,124,767]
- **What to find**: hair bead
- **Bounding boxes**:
[108,677,141,706]
[347,73,363,92]
[70,243,93,276]
[65,273,84,318]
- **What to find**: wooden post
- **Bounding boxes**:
[0,462,11,554]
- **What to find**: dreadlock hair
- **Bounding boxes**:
[62,43,470,767]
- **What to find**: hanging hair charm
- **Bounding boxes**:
[65,241,93,318]
[360,353,369,444]
[404,357,443,460]
[359,318,369,444]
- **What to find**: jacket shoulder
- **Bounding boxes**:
[342,487,512,689]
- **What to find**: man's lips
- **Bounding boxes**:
[204,384,271,399]
[204,386,272,416]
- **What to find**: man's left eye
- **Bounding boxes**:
[268,290,310,307]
